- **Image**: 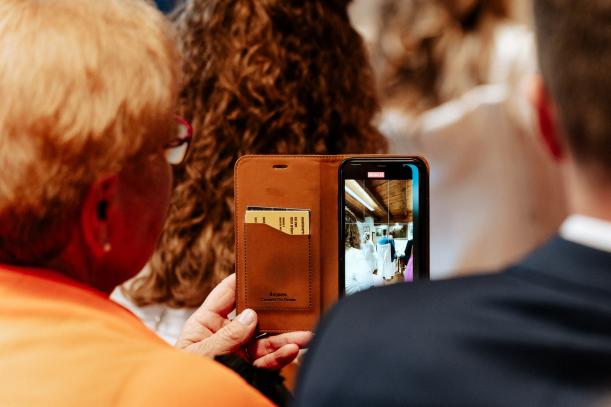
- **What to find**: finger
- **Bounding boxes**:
[252,343,300,370]
[194,273,237,320]
[186,308,257,358]
[175,312,229,348]
[249,331,313,359]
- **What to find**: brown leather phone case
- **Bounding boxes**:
[235,155,345,333]
[235,154,428,333]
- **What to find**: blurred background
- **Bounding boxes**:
[151,0,565,280]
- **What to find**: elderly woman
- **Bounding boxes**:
[0,0,308,405]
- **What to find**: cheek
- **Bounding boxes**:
[147,160,173,234]
[102,160,173,288]
[122,158,172,250]
[158,166,172,224]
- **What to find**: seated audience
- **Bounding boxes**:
[114,0,387,340]
[369,0,567,277]
[0,1,308,405]
[296,0,611,405]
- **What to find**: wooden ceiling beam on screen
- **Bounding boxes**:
[345,180,382,212]
[387,181,406,217]
[345,192,386,221]
[366,181,390,215]
[403,179,413,222]
[352,180,388,216]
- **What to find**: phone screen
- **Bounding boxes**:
[339,158,428,296]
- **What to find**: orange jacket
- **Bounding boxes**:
[0,265,273,406]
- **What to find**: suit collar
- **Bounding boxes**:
[519,235,611,292]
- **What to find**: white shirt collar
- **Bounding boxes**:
[559,215,611,253]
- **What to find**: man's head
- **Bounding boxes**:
[532,0,611,185]
[0,0,180,291]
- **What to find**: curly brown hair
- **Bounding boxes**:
[125,0,387,308]
[375,0,510,113]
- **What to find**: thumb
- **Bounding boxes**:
[192,309,258,358]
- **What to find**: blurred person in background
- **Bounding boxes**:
[356,0,567,277]
[113,0,386,340]
[296,0,611,404]
[0,0,308,405]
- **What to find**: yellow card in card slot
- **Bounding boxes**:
[245,208,310,235]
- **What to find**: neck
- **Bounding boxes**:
[565,162,611,222]
[42,227,115,293]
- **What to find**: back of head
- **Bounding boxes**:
[173,0,384,155]
[130,0,387,308]
[0,0,178,265]
[533,0,611,180]
[376,0,510,113]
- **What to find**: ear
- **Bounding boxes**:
[80,175,119,258]
[528,74,564,161]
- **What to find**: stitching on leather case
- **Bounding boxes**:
[235,163,242,312]
[308,233,312,309]
[243,220,248,311]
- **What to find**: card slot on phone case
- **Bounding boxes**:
[244,223,311,310]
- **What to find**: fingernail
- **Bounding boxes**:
[237,308,256,325]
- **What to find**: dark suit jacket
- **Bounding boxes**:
[295,237,611,407]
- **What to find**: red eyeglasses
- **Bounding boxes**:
[164,116,193,165]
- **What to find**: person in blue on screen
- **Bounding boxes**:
[376,229,396,280]
[377,229,396,261]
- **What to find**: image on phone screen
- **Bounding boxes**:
[340,159,428,296]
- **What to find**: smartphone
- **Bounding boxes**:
[339,157,429,296]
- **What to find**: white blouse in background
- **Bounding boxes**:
[111,272,196,345]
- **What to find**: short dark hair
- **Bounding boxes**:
[533,0,611,177]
